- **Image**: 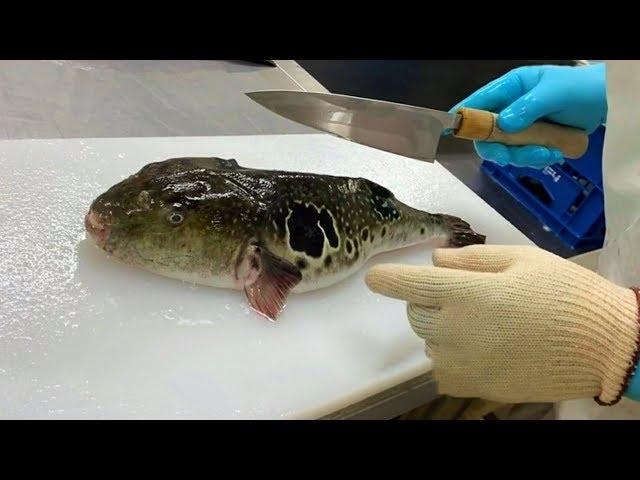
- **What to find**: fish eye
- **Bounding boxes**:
[168,212,184,225]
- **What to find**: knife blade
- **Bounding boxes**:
[246,90,589,161]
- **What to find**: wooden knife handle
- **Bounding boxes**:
[453,107,589,159]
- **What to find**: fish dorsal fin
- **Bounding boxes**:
[362,178,393,199]
[236,244,302,321]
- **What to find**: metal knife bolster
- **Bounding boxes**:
[451,113,462,131]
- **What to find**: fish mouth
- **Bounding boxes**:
[84,209,111,248]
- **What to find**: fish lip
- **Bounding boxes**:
[84,210,111,247]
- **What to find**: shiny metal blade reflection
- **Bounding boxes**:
[246,90,459,162]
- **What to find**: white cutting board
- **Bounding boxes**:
[0,134,532,419]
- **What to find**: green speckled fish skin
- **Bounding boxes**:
[85,157,485,319]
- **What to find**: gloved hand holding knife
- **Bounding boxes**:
[366,63,640,407]
[247,62,640,408]
[449,63,607,169]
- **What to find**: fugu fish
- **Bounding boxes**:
[84,157,486,320]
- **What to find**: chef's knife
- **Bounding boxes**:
[246,90,589,162]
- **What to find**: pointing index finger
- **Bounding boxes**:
[365,263,496,307]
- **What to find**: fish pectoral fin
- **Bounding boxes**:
[240,245,302,321]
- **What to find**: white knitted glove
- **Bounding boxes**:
[365,245,640,405]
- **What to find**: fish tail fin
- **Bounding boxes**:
[436,214,486,247]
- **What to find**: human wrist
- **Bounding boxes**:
[594,287,640,405]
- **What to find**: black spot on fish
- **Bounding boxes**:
[362,228,369,241]
[287,203,326,258]
[296,258,308,270]
[346,239,353,254]
[318,209,339,248]
[372,197,401,222]
[354,238,359,250]
[371,234,375,242]
[354,250,359,262]
[324,255,332,267]
[420,227,425,235]
[275,216,286,238]
[381,227,386,238]
[363,179,401,222]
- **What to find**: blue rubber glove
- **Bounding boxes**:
[449,63,607,169]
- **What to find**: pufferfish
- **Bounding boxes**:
[85,157,486,320]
